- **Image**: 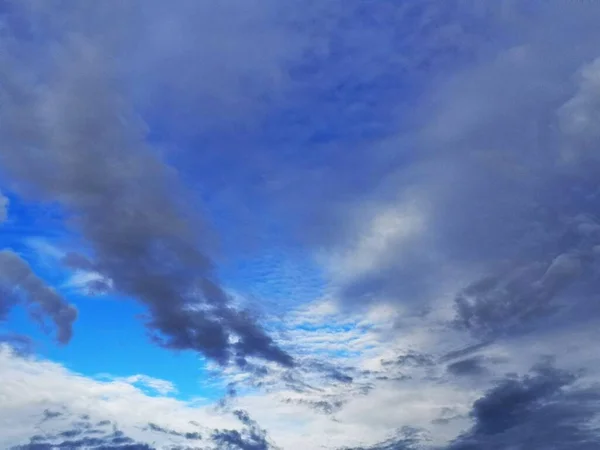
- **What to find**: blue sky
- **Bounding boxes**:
[2,1,600,450]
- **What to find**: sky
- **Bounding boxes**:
[1,1,600,449]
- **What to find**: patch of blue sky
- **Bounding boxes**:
[0,192,66,247]
[5,297,221,402]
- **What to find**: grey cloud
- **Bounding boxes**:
[41,409,63,422]
[447,356,488,377]
[159,1,499,265]
[453,253,581,338]
[303,359,355,384]
[282,397,345,415]
[211,409,276,450]
[0,3,291,367]
[0,191,8,223]
[146,423,202,441]
[440,341,494,363]
[385,351,435,369]
[0,250,77,344]
[0,332,35,355]
[12,412,154,450]
[281,1,600,335]
[352,362,600,450]
[445,362,600,450]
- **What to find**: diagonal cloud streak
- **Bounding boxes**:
[0,4,291,367]
[0,250,77,344]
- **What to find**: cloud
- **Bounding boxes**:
[446,357,488,377]
[342,427,426,450]
[0,1,291,368]
[12,424,154,450]
[0,346,242,449]
[0,191,8,223]
[211,409,277,450]
[257,0,600,343]
[0,346,282,449]
[446,362,600,449]
[0,250,77,344]
[2,2,600,449]
[0,333,34,356]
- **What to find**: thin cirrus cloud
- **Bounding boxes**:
[1,1,600,450]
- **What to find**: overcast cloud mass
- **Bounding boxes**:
[1,1,600,449]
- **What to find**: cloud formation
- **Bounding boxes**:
[0,250,77,344]
[2,1,600,450]
[446,362,600,450]
[0,1,291,367]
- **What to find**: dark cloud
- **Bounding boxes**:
[282,397,345,415]
[145,423,202,441]
[0,250,77,344]
[446,362,600,450]
[384,351,435,369]
[12,425,154,450]
[0,2,291,368]
[375,351,437,382]
[447,356,488,377]
[440,341,493,363]
[41,409,63,422]
[211,410,276,450]
[303,359,355,384]
[10,403,161,449]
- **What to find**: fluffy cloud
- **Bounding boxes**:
[0,345,242,449]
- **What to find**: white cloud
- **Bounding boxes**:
[0,346,238,448]
[321,197,427,284]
